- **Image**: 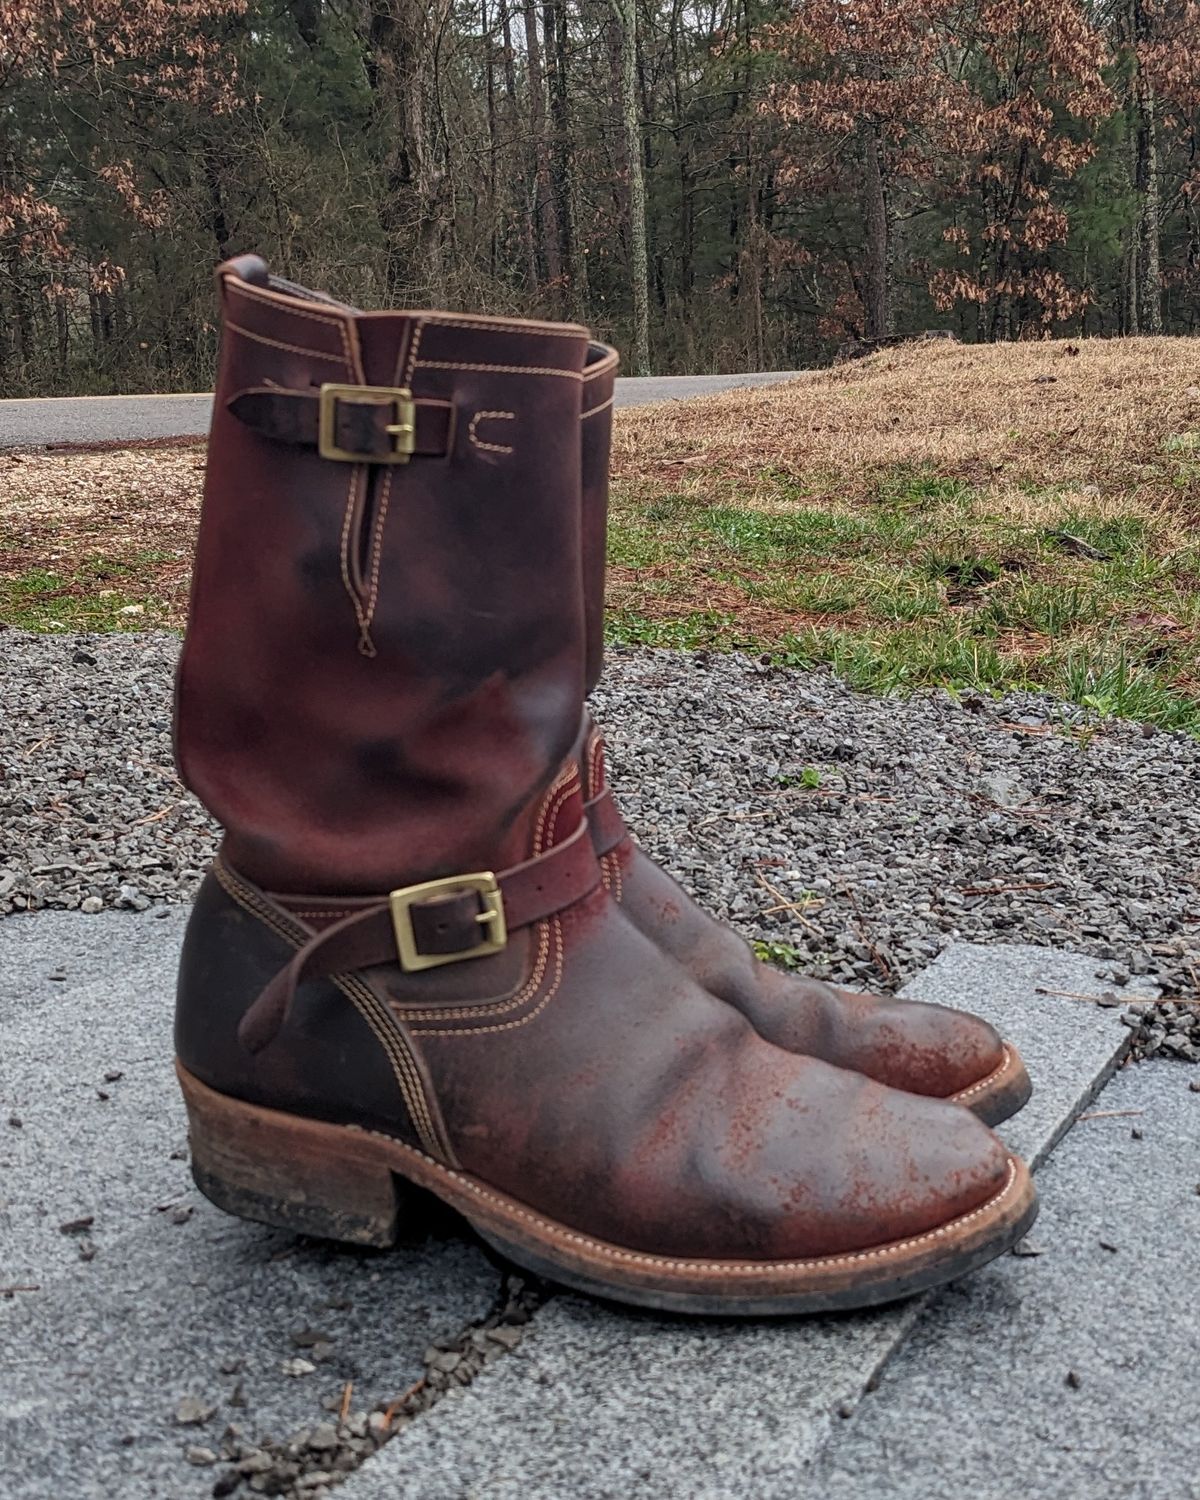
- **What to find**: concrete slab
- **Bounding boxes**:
[809,1060,1200,1500]
[902,940,1149,1167]
[338,943,1135,1500]
[1,919,500,1500]
[1,937,186,1285]
[0,906,189,1019]
[1,1198,498,1500]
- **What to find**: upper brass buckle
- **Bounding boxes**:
[389,872,507,973]
[318,383,417,464]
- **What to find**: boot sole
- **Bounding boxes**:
[177,1061,1038,1317]
[952,1044,1032,1128]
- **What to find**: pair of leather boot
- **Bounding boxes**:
[174,258,1037,1314]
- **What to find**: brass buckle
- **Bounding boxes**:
[389,872,507,973]
[318,383,417,464]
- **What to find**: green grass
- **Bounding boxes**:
[0,561,170,632]
[607,459,1200,736]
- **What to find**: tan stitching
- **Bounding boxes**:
[581,395,615,420]
[415,359,582,381]
[226,279,347,329]
[534,765,578,856]
[402,921,551,1024]
[467,409,515,455]
[599,859,612,893]
[607,850,623,904]
[211,859,447,1161]
[222,279,358,381]
[223,318,349,365]
[401,318,425,386]
[422,917,565,1037]
[337,467,376,657]
[360,468,393,640]
[367,1145,1023,1275]
[338,973,452,1163]
[409,314,583,340]
[585,731,603,793]
[950,1045,1015,1105]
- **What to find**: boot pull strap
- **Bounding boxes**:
[238,819,600,1054]
[227,385,455,464]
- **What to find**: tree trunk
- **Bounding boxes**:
[366,1,448,302]
[1131,0,1163,334]
[862,124,893,339]
[545,0,587,314]
[610,0,650,374]
[522,2,562,287]
[483,0,499,281]
[499,0,539,291]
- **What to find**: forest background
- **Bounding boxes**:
[2,0,1199,395]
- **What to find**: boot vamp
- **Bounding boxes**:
[751,965,1006,1100]
[402,889,1011,1261]
[618,840,1005,1099]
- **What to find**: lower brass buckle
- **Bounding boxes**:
[389,872,507,973]
[318,383,417,464]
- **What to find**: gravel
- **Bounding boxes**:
[2,630,1198,1010]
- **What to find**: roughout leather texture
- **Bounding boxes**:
[174,258,1033,1306]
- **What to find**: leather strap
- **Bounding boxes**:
[227,387,453,461]
[584,786,629,860]
[238,820,599,1054]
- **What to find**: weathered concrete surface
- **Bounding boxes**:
[0,920,499,1500]
[0,373,800,449]
[339,943,1137,1500]
[1,918,1164,1500]
[810,1058,1200,1500]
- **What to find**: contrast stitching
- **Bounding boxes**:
[422,916,565,1037]
[950,1046,1013,1105]
[360,467,393,641]
[338,972,450,1162]
[412,314,582,340]
[211,859,445,1160]
[222,279,358,381]
[365,1146,1022,1275]
[467,409,515,455]
[401,921,551,1024]
[414,360,582,381]
[227,279,348,330]
[581,395,615,420]
[337,467,376,657]
[607,850,624,904]
[224,319,349,365]
[534,765,578,855]
[400,319,425,386]
[585,731,603,793]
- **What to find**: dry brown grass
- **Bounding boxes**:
[2,336,1198,729]
[614,335,1200,531]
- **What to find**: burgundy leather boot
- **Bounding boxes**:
[577,353,1031,1127]
[174,258,1037,1314]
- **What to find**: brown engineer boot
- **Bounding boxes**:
[577,351,1031,1127]
[173,257,1037,1314]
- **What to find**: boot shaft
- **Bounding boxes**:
[581,343,618,694]
[176,258,592,893]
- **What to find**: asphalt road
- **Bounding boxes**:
[0,372,799,448]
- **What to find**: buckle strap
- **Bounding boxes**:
[237,819,599,1054]
[227,384,454,464]
[584,786,629,860]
